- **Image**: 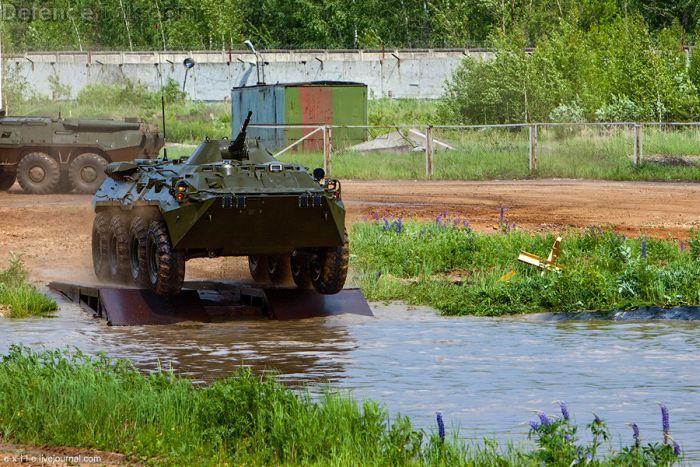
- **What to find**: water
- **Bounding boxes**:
[1,298,699,459]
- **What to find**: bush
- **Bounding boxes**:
[439,15,700,124]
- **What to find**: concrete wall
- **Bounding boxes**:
[6,49,494,101]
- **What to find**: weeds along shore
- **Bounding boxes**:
[350,217,700,316]
[0,254,57,318]
[0,346,684,465]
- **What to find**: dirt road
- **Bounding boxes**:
[0,179,697,283]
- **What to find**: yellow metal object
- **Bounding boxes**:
[518,237,563,273]
[499,270,517,282]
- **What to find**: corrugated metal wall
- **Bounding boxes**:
[231,82,367,152]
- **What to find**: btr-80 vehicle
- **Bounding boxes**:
[91,112,348,296]
[0,114,163,194]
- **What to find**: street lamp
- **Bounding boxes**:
[244,40,265,85]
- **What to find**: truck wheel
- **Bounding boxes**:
[146,219,185,296]
[310,231,349,295]
[291,253,312,289]
[248,256,269,283]
[128,216,150,287]
[69,153,108,194]
[92,212,111,281]
[267,255,291,284]
[108,214,130,282]
[17,152,61,194]
[0,169,16,191]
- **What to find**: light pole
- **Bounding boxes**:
[244,40,265,85]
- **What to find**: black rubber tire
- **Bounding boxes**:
[69,153,108,194]
[17,152,61,194]
[267,255,291,284]
[311,230,349,295]
[0,169,16,191]
[128,216,150,287]
[248,255,269,283]
[291,253,312,289]
[92,211,111,281]
[108,214,131,282]
[146,219,185,296]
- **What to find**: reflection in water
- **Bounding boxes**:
[1,299,699,460]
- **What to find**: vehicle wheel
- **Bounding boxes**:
[17,152,60,194]
[248,255,269,283]
[69,153,108,194]
[267,255,291,285]
[0,169,16,191]
[108,214,130,282]
[291,253,312,289]
[128,216,150,287]
[92,211,111,281]
[310,230,349,295]
[146,219,185,296]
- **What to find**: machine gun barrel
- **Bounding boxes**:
[230,111,253,153]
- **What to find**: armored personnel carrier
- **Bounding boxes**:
[0,115,163,194]
[91,112,348,296]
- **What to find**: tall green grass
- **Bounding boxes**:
[351,219,700,315]
[0,346,683,465]
[0,255,57,318]
[279,125,700,181]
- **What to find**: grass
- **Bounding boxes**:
[350,218,700,316]
[0,346,683,465]
[279,125,700,181]
[10,88,700,181]
[0,255,57,318]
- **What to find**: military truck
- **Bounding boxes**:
[0,115,163,194]
[91,112,348,296]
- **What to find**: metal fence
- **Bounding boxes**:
[247,122,700,178]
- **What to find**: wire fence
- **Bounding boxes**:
[247,122,700,180]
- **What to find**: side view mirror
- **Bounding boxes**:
[312,168,325,181]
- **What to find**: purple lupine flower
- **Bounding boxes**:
[564,433,572,441]
[383,218,390,231]
[453,218,459,226]
[598,226,603,235]
[590,226,595,236]
[436,216,442,226]
[374,211,380,221]
[511,223,516,231]
[559,401,570,421]
[680,240,685,252]
[673,441,681,456]
[529,420,540,431]
[631,423,640,448]
[641,235,647,258]
[593,413,602,424]
[499,207,505,222]
[660,404,670,442]
[463,220,470,228]
[436,412,445,441]
[538,412,552,427]
[585,452,593,463]
[395,218,403,234]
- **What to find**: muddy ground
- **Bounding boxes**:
[0,179,698,283]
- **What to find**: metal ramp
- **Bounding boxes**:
[49,281,373,326]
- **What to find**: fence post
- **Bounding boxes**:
[323,126,329,175]
[425,125,433,178]
[324,126,333,177]
[528,124,538,171]
[633,124,643,166]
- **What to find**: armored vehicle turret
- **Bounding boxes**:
[0,115,163,194]
[91,112,348,296]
